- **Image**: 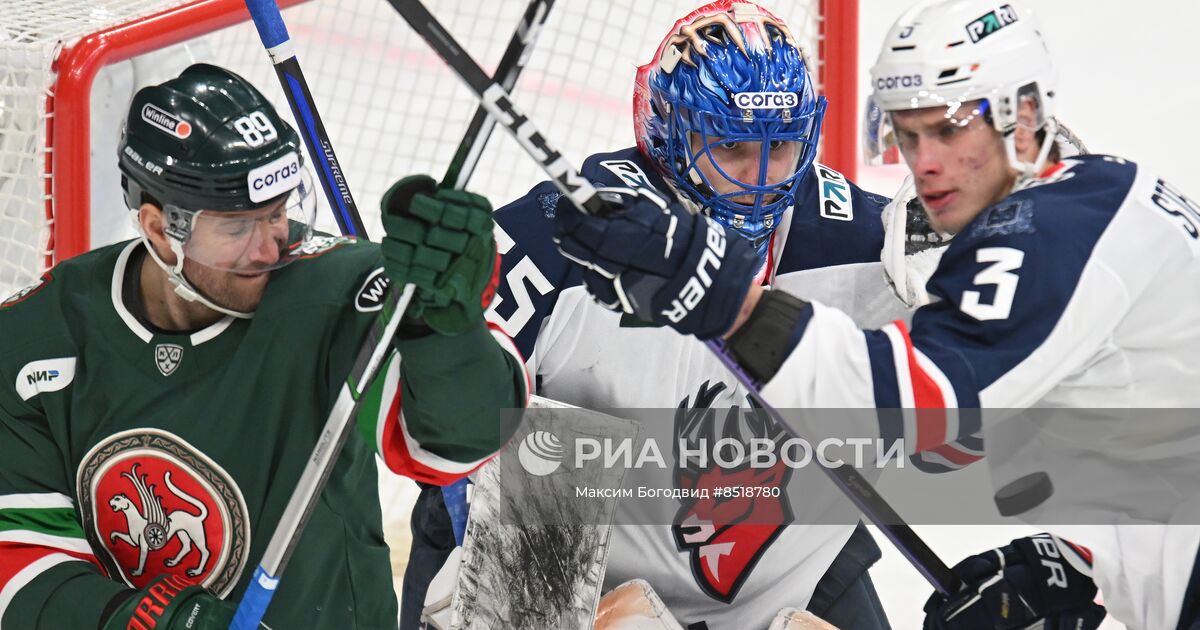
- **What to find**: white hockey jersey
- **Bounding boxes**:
[759,155,1200,629]
[485,147,907,629]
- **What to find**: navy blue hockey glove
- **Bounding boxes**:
[924,533,1106,630]
[553,186,759,340]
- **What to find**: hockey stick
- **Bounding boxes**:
[231,2,417,628]
[388,0,962,596]
[242,0,365,236]
[441,0,556,191]
[234,2,555,625]
[437,0,557,547]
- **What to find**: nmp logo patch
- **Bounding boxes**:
[15,357,76,401]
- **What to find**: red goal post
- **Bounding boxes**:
[0,0,858,296]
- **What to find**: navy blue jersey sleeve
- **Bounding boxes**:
[763,156,1139,459]
[902,158,1134,405]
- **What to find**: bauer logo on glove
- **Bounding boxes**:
[553,186,759,339]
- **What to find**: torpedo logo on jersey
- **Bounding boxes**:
[671,381,792,603]
[76,429,250,597]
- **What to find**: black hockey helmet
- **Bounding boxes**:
[119,63,305,213]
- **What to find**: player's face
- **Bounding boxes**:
[891,103,1016,234]
[689,135,802,204]
[183,201,289,312]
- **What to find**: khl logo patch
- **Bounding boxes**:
[155,344,184,376]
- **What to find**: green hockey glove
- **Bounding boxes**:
[102,574,270,630]
[380,175,498,335]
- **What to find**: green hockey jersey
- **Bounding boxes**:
[0,237,527,629]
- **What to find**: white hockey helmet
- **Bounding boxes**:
[865,1,1058,176]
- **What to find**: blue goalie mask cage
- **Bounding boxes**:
[635,0,826,260]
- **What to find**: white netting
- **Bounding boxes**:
[0,0,833,297]
[0,0,192,295]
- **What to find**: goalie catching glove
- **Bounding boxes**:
[102,574,270,630]
[923,533,1106,630]
[553,186,759,340]
[381,175,499,335]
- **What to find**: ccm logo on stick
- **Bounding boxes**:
[734,92,798,109]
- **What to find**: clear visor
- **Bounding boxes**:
[863,91,1085,166]
[862,96,994,165]
[164,170,317,274]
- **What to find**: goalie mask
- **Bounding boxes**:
[635,0,825,261]
[119,63,316,317]
[864,0,1059,177]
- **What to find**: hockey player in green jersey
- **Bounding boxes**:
[0,64,528,629]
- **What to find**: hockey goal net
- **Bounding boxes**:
[0,0,858,297]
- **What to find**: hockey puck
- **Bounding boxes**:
[994,472,1054,516]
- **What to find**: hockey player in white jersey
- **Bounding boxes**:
[551,1,1200,628]
[400,2,910,628]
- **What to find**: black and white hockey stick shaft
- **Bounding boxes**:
[234,1,559,623]
[388,0,961,596]
[232,1,414,627]
[704,339,962,594]
[441,0,556,190]
[435,0,557,546]
[389,0,608,216]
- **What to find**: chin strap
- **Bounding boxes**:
[139,234,255,320]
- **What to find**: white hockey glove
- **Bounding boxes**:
[881,176,952,308]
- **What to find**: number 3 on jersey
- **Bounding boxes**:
[961,247,1024,321]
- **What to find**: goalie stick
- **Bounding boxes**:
[388,0,962,597]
